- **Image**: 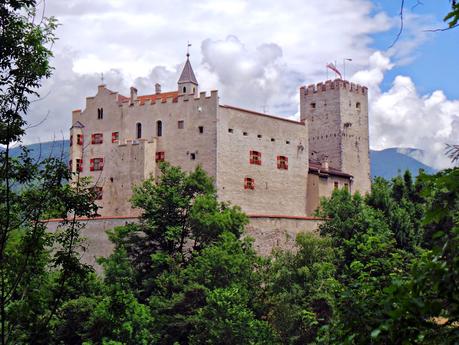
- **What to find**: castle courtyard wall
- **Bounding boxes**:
[216,106,309,216]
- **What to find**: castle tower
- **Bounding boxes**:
[178,53,198,96]
[300,79,371,194]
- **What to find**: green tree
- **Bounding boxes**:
[0,1,99,343]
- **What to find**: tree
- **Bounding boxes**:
[0,2,99,343]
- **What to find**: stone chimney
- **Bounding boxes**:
[130,87,137,105]
[320,154,329,171]
[155,83,161,94]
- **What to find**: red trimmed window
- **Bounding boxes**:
[244,177,255,190]
[76,159,83,172]
[90,158,104,171]
[93,186,103,200]
[155,151,165,162]
[70,135,73,146]
[77,134,84,145]
[249,151,261,165]
[277,155,288,170]
[91,133,103,144]
[112,131,119,143]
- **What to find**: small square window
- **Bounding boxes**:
[310,102,316,109]
[228,128,233,133]
[91,133,103,144]
[286,140,290,144]
[190,153,196,160]
[271,138,275,142]
[90,158,104,171]
[356,102,361,109]
[244,177,255,190]
[277,156,288,170]
[198,126,204,134]
[92,186,103,200]
[178,120,184,129]
[249,151,261,165]
[243,132,248,136]
[155,151,165,162]
[257,134,262,139]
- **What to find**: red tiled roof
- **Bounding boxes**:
[117,91,179,105]
[308,160,353,178]
[219,105,305,126]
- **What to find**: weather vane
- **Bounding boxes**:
[187,41,192,57]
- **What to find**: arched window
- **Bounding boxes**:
[136,123,142,139]
[183,86,186,93]
[157,120,162,137]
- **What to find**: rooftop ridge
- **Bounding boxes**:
[219,105,304,126]
[301,79,368,95]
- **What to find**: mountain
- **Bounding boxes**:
[2,141,437,180]
[370,148,436,180]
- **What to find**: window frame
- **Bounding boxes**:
[90,158,104,171]
[244,177,255,190]
[155,151,165,162]
[112,131,119,143]
[277,155,288,170]
[249,150,262,165]
[91,133,103,144]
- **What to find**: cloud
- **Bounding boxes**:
[353,52,459,170]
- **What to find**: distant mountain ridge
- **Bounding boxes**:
[2,141,437,180]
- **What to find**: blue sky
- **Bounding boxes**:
[373,0,458,98]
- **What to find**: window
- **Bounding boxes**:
[76,159,83,172]
[136,123,142,139]
[97,108,104,119]
[310,102,316,109]
[93,186,103,200]
[198,126,204,134]
[344,183,349,191]
[91,133,103,144]
[157,120,162,137]
[178,120,184,129]
[257,134,262,139]
[183,86,186,93]
[228,128,233,133]
[244,177,255,190]
[77,134,84,145]
[155,151,165,162]
[190,153,196,160]
[70,135,73,146]
[90,158,104,171]
[271,138,275,142]
[277,156,288,170]
[286,140,290,144]
[249,151,261,165]
[334,181,339,189]
[112,131,119,143]
[356,102,361,109]
[243,132,248,136]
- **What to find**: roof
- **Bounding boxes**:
[70,120,85,129]
[219,105,304,126]
[308,161,353,178]
[178,57,198,85]
[117,91,179,105]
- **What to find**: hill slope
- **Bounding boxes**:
[2,141,437,180]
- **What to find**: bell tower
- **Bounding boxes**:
[178,50,198,96]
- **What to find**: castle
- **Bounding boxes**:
[69,54,371,230]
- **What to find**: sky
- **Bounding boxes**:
[25,0,459,169]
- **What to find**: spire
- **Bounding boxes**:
[178,43,198,86]
[178,55,198,86]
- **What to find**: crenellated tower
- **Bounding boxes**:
[300,79,371,194]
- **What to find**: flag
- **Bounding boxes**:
[326,63,342,79]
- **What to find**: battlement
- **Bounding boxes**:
[301,79,367,96]
[118,89,218,108]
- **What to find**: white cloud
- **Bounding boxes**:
[352,52,459,169]
[22,0,458,171]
